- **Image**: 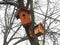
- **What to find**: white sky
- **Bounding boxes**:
[0,0,60,45]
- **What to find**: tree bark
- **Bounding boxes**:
[3,41,8,45]
[24,25,40,45]
[17,0,24,9]
[29,0,40,45]
[24,0,40,45]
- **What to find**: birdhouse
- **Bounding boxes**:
[16,7,31,25]
[34,23,44,36]
[28,23,44,37]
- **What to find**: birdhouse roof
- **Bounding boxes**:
[16,7,30,19]
[18,7,30,14]
[34,23,44,29]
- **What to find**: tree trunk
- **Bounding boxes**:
[3,35,8,45]
[24,26,40,45]
[3,42,8,45]
[29,0,40,45]
[3,31,8,45]
[17,0,40,45]
[17,0,24,9]
[24,0,40,45]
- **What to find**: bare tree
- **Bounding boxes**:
[34,0,60,45]
[0,0,39,45]
[0,0,60,45]
[0,0,28,45]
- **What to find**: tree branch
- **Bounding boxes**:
[8,25,22,44]
[0,1,18,6]
[34,11,60,22]
[13,37,28,45]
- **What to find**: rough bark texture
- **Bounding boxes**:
[24,0,40,45]
[17,0,24,9]
[3,41,8,45]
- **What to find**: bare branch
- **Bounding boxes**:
[34,11,60,22]
[8,25,22,43]
[13,36,28,45]
[0,1,18,6]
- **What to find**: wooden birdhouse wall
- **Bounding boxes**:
[17,7,31,25]
[34,23,44,36]
[28,23,44,37]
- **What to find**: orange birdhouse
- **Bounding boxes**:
[34,23,44,36]
[16,7,31,25]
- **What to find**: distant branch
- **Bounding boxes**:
[13,37,28,45]
[8,25,22,44]
[0,1,18,6]
[34,11,60,22]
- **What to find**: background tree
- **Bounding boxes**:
[0,0,60,45]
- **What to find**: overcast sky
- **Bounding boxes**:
[0,0,60,45]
